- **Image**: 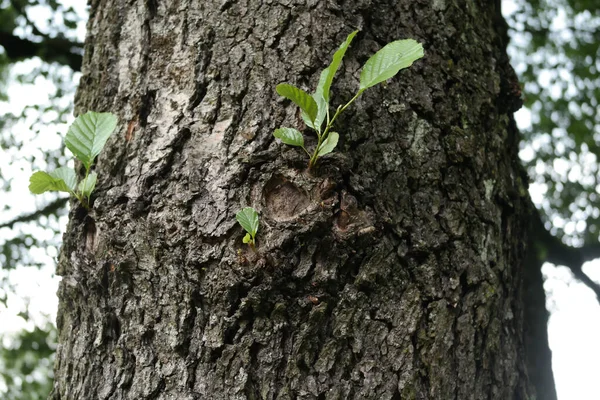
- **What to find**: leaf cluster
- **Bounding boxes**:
[28,111,117,208]
[273,30,424,168]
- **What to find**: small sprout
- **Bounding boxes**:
[29,111,118,208]
[236,207,259,249]
[273,30,424,168]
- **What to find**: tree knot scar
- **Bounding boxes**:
[336,191,359,231]
[318,178,337,200]
[264,175,310,222]
[335,191,374,237]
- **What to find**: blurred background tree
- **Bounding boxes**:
[505,2,600,396]
[506,0,600,295]
[0,0,598,398]
[0,324,55,400]
[0,0,83,398]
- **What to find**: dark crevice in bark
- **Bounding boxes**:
[219,0,235,13]
[269,11,295,51]
[142,127,192,197]
[188,28,215,112]
[147,379,166,400]
[145,0,158,19]
[139,90,157,128]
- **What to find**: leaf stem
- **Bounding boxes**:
[82,167,91,206]
[308,91,362,168]
[340,90,363,114]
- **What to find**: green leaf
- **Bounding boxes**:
[78,172,98,197]
[29,171,72,194]
[65,111,118,170]
[317,132,339,156]
[276,84,318,124]
[359,39,424,91]
[315,67,329,99]
[305,31,358,130]
[243,233,252,244]
[302,92,327,132]
[320,30,358,102]
[50,167,77,192]
[29,172,58,194]
[274,127,304,147]
[236,207,259,237]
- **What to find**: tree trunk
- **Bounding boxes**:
[51,1,546,399]
[523,251,557,400]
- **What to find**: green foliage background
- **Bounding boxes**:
[507,0,600,246]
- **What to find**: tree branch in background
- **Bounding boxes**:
[8,0,51,40]
[533,210,600,302]
[0,31,82,71]
[0,197,68,229]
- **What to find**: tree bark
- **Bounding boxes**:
[52,1,548,399]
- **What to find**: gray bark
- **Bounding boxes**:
[52,0,546,399]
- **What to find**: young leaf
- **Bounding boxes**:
[50,167,77,192]
[29,171,71,194]
[302,92,327,132]
[78,172,98,197]
[274,127,304,147]
[276,84,318,124]
[320,30,358,102]
[29,172,60,194]
[65,111,118,170]
[359,39,424,91]
[315,67,329,99]
[236,207,259,238]
[317,132,339,156]
[243,233,252,244]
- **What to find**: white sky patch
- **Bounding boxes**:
[515,107,532,131]
[544,262,600,400]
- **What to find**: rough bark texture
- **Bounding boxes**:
[52,1,540,399]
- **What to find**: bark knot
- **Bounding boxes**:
[263,175,310,222]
